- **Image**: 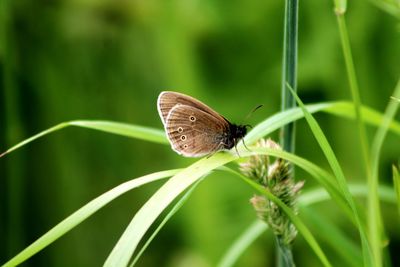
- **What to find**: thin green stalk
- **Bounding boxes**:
[287,83,374,266]
[393,165,400,218]
[335,8,377,267]
[370,79,400,262]
[280,0,298,154]
[276,236,295,267]
[279,0,298,266]
[335,8,371,177]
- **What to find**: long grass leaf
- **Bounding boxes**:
[218,183,397,267]
[369,79,400,266]
[104,153,236,266]
[104,147,346,267]
[323,102,400,135]
[287,85,373,266]
[129,179,202,267]
[0,121,167,157]
[393,166,400,217]
[1,102,399,158]
[300,184,396,206]
[302,207,362,267]
[217,220,268,267]
[237,173,332,267]
[2,169,180,267]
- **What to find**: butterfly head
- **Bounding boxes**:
[230,124,249,141]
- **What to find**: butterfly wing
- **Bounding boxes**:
[165,104,230,157]
[157,91,227,125]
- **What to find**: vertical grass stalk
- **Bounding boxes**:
[370,79,400,263]
[281,0,298,155]
[335,6,379,266]
[279,0,299,266]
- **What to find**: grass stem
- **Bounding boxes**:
[279,0,299,266]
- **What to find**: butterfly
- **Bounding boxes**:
[157,91,248,157]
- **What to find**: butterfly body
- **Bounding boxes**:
[157,91,247,157]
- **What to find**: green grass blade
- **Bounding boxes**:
[300,184,396,206]
[287,85,373,266]
[302,207,362,267]
[0,120,167,157]
[2,102,399,159]
[336,9,371,188]
[129,179,202,267]
[393,166,400,218]
[69,121,167,143]
[217,220,268,267]
[237,172,332,267]
[218,183,397,267]
[369,79,400,266]
[322,102,400,135]
[280,0,299,156]
[245,101,400,146]
[104,153,236,267]
[246,149,352,220]
[2,169,180,267]
[370,0,400,18]
[104,147,345,267]
[245,102,336,145]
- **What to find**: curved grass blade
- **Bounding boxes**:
[104,153,236,267]
[2,146,368,267]
[287,84,373,266]
[0,120,167,157]
[218,183,397,267]
[2,169,180,267]
[300,184,396,206]
[217,220,268,267]
[1,102,399,159]
[393,165,400,218]
[104,146,347,267]
[246,149,352,221]
[245,102,335,145]
[244,101,400,146]
[302,207,362,267]
[369,79,400,262]
[322,102,400,135]
[129,179,202,267]
[236,171,332,267]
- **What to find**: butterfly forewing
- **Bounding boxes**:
[165,105,230,157]
[158,91,226,125]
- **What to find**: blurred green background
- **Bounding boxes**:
[1,0,399,266]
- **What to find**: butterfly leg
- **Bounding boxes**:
[233,139,242,157]
[206,142,225,159]
[242,139,251,152]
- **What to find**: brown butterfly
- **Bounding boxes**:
[157,91,248,157]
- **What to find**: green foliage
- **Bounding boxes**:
[393,166,400,217]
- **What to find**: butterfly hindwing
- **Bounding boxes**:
[165,105,230,157]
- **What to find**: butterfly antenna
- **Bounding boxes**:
[244,104,263,121]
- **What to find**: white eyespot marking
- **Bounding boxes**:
[189,115,196,122]
[183,144,188,149]
[177,127,183,133]
[181,135,186,141]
